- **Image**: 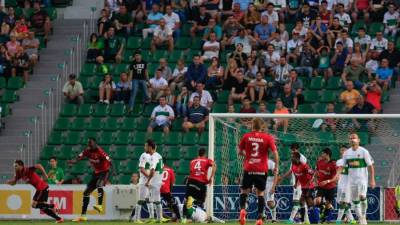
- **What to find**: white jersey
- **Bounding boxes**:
[267,160,276,184]
[336,159,349,189]
[149,152,164,185]
[138,152,151,184]
[341,147,373,185]
[178,204,208,223]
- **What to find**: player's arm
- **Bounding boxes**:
[34,164,48,180]
[329,166,342,184]
[145,158,158,186]
[6,176,17,185]
[365,151,376,188]
[170,169,176,192]
[279,168,292,184]
[68,148,87,164]
[208,160,217,185]
[271,140,279,175]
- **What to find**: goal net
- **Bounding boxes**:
[206,113,400,221]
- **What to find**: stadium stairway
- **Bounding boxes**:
[0,19,86,181]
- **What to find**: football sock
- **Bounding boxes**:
[134,200,145,220]
[35,203,54,209]
[304,204,310,223]
[337,203,346,221]
[257,196,265,219]
[240,193,248,210]
[345,204,355,221]
[97,188,104,206]
[269,204,277,221]
[353,201,361,220]
[155,201,162,220]
[43,208,61,220]
[172,202,181,219]
[360,199,368,217]
[82,195,90,215]
[289,202,300,221]
[147,202,154,219]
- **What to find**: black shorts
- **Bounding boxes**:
[316,187,336,202]
[33,187,49,202]
[301,188,315,199]
[161,192,175,204]
[241,171,267,191]
[186,178,207,204]
[87,170,109,189]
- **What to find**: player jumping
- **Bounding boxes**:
[69,137,111,222]
[264,159,278,223]
[160,161,181,222]
[182,148,217,224]
[314,148,337,223]
[7,160,64,223]
[238,118,279,225]
[337,133,375,225]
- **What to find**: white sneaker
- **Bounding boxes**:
[99,99,104,103]
[104,100,110,104]
[360,216,367,225]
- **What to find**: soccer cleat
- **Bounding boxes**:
[360,216,368,225]
[271,220,277,223]
[181,218,187,224]
[239,209,247,225]
[72,216,87,222]
[349,219,357,224]
[93,205,103,213]
[335,220,342,224]
[255,218,263,225]
[285,219,294,224]
[161,217,171,223]
[135,219,145,224]
[55,218,64,223]
[186,196,194,209]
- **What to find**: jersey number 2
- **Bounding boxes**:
[251,142,259,157]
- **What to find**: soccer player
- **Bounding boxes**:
[69,137,111,222]
[178,203,225,223]
[160,162,181,221]
[182,148,217,223]
[334,145,356,224]
[283,151,314,224]
[338,133,375,225]
[238,118,279,225]
[145,139,165,223]
[132,140,152,223]
[7,160,64,223]
[314,148,337,223]
[264,159,278,223]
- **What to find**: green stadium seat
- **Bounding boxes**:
[320,90,337,103]
[165,146,181,160]
[164,132,182,145]
[217,91,230,103]
[7,77,23,90]
[175,175,186,185]
[172,118,183,131]
[113,64,130,75]
[318,132,335,144]
[76,104,92,117]
[182,132,198,145]
[113,131,130,145]
[127,104,144,117]
[112,146,129,160]
[303,90,319,103]
[48,131,63,145]
[326,77,342,90]
[198,133,209,145]
[369,22,384,35]
[119,175,132,184]
[191,37,202,50]
[54,118,70,131]
[168,50,183,63]
[110,104,126,117]
[150,50,167,63]
[81,131,98,144]
[0,103,10,117]
[279,146,291,161]
[309,77,325,90]
[212,104,227,113]
[177,160,190,174]
[89,77,103,90]
[181,23,191,36]
[63,131,81,145]
[183,146,198,159]
[1,90,17,103]
[69,117,86,131]
[131,131,147,145]
[175,37,191,49]
[142,37,152,49]
[313,103,327,113]
[351,20,367,37]
[122,160,138,174]
[5,0,17,7]
[103,117,120,131]
[86,117,103,131]
[97,131,114,145]
[58,146,74,160]
[0,77,6,89]
[127,37,142,49]
[358,132,369,145]
[40,146,57,160]
[70,161,87,175]
[135,117,150,131]
[81,63,97,77]
[93,104,109,117]
[297,104,314,113]
[131,146,145,159]
[44,7,57,20]
[123,50,134,62]
[60,104,77,117]
[148,132,164,144]
[120,117,136,130]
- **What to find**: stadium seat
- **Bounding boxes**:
[351,20,367,37]
[112,146,129,159]
[40,146,57,160]
[198,133,209,145]
[0,77,6,89]
[171,118,183,131]
[97,131,114,145]
[127,104,144,117]
[148,132,164,144]
[131,131,147,145]
[0,103,10,117]
[182,132,198,145]
[191,37,202,50]
[113,64,129,76]
[369,22,384,35]
[122,160,138,174]
[217,91,230,103]
[183,146,198,159]
[164,132,182,145]
[93,104,109,117]
[54,118,70,131]
[103,117,120,131]
[60,104,77,117]
[303,90,320,103]
[165,146,181,160]
[120,117,136,130]
[81,131,98,144]
[69,117,86,131]
[81,63,97,77]
[326,77,342,90]
[110,104,126,117]
[309,77,325,90]
[1,90,18,103]
[319,90,337,103]
[113,131,130,145]
[318,132,335,144]
[48,131,63,145]
[63,131,81,145]
[119,175,132,184]
[313,103,327,113]
[127,37,142,49]
[168,50,184,62]
[58,146,74,159]
[70,161,87,175]
[6,77,23,90]
[212,104,227,113]
[175,37,191,49]
[297,104,314,113]
[86,117,103,131]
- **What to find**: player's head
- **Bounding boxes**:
[340,145,348,157]
[88,137,97,149]
[349,133,360,148]
[198,148,206,157]
[291,151,301,164]
[131,173,139,185]
[290,143,300,152]
[145,139,156,153]
[14,159,24,171]
[49,157,58,168]
[251,118,264,131]
[321,148,332,161]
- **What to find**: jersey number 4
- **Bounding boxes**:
[251,142,259,157]
[194,161,202,170]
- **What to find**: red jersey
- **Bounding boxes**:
[239,131,277,173]
[292,163,314,189]
[316,159,337,189]
[79,147,111,174]
[160,166,175,194]
[15,167,48,191]
[188,157,214,184]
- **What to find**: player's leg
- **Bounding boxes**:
[336,188,347,223]
[93,171,109,213]
[149,183,163,222]
[350,184,362,222]
[288,185,302,223]
[359,183,368,224]
[132,184,148,222]
[313,188,324,222]
[264,180,277,222]
[32,189,63,221]
[323,189,335,222]
[254,176,267,225]
[72,176,97,221]
[303,189,314,224]
[239,172,252,225]
[182,180,199,222]
[164,192,181,220]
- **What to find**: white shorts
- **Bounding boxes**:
[350,182,368,201]
[149,182,162,202]
[265,180,275,202]
[337,185,351,203]
[293,185,302,201]
[138,184,149,201]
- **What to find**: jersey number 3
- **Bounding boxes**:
[251,142,259,157]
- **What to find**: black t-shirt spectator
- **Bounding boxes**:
[104,36,122,55]
[297,10,317,28]
[194,13,211,27]
[350,102,375,114]
[232,79,248,94]
[379,49,400,68]
[229,52,248,68]
[280,92,296,109]
[14,53,29,69]
[186,105,209,123]
[130,59,147,80]
[30,10,48,28]
[97,17,112,34]
[222,0,233,10]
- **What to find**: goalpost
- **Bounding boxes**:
[206,113,400,221]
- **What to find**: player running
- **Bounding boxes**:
[160,161,181,221]
[333,145,356,224]
[69,137,111,222]
[182,148,217,223]
[238,118,279,225]
[264,159,278,223]
[314,148,337,223]
[337,133,375,225]
[7,160,64,223]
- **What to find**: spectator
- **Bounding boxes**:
[142,3,164,38]
[115,72,131,104]
[240,97,256,113]
[319,1,333,26]
[29,1,51,40]
[233,0,251,11]
[98,74,116,104]
[272,56,293,98]
[229,43,248,68]
[366,51,379,79]
[164,5,181,39]
[248,71,267,103]
[63,74,84,105]
[341,59,367,89]
[129,51,150,110]
[6,35,20,57]
[362,80,382,112]
[273,99,289,133]
[149,69,168,102]
[286,32,303,64]
[183,95,209,133]
[321,102,337,132]
[189,82,213,110]
[292,20,307,38]
[225,28,255,55]
[352,0,370,22]
[243,3,261,30]
[231,3,245,21]
[222,16,244,40]
[98,9,112,35]
[86,33,103,63]
[295,43,316,78]
[379,41,400,74]
[190,5,211,37]
[0,45,11,79]
[263,44,280,71]
[13,18,29,40]
[243,57,258,79]
[335,29,353,52]
[346,42,365,66]
[296,3,317,29]
[103,27,123,63]
[171,0,188,22]
[340,80,361,112]
[157,58,173,81]
[375,58,393,90]
[151,19,174,52]
[370,31,388,53]
[96,56,110,75]
[254,15,275,47]
[206,57,224,90]
[203,18,223,41]
[21,32,39,66]
[383,3,399,38]
[202,32,220,61]
[131,1,146,23]
[170,59,187,92]
[185,55,207,91]
[47,157,64,185]
[11,46,30,82]
[164,87,176,107]
[111,5,133,36]
[326,17,343,48]
[350,95,377,131]
[277,23,289,43]
[131,173,139,185]
[288,70,303,93]
[147,96,175,134]
[334,3,351,29]
[261,3,279,27]
[280,83,298,112]
[354,27,371,52]
[228,70,248,105]
[176,86,190,117]
[329,42,348,77]
[316,46,331,78]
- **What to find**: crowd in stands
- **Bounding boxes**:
[72,0,400,134]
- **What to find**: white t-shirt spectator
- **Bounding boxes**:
[149,77,168,89]
[261,11,279,25]
[334,0,351,10]
[335,37,354,49]
[287,39,303,53]
[232,36,252,55]
[354,35,371,48]
[202,40,220,59]
[263,51,280,67]
[164,12,180,31]
[370,37,388,52]
[151,104,175,126]
[269,0,287,10]
[270,39,286,55]
[172,66,188,77]
[334,13,351,27]
[274,64,293,83]
[383,11,399,28]
[154,26,173,40]
[99,81,116,89]
[190,90,213,109]
[366,59,379,74]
